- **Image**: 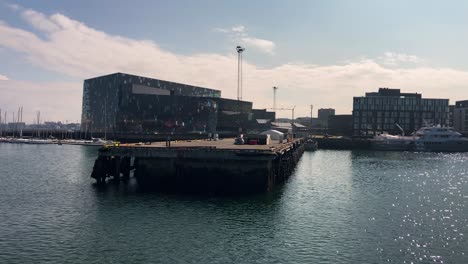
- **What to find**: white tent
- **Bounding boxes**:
[260,129,285,140]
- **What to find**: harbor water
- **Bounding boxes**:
[0,143,467,263]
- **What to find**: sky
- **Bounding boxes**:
[1,0,468,123]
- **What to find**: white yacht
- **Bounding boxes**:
[370,133,415,151]
[371,126,468,152]
[412,126,468,152]
[28,139,55,144]
[8,138,31,144]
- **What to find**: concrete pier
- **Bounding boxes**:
[91,138,305,193]
[314,137,371,150]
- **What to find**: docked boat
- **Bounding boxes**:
[60,138,112,146]
[85,138,112,146]
[370,134,415,151]
[28,139,55,144]
[412,126,468,152]
[304,138,318,151]
[8,138,31,144]
[371,126,468,152]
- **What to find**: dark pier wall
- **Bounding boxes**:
[315,138,371,150]
[134,158,272,192]
[91,139,305,193]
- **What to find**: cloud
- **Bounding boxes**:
[0,74,9,80]
[6,3,20,11]
[213,27,229,33]
[231,25,245,33]
[379,52,423,66]
[21,9,60,32]
[215,24,275,54]
[0,79,82,122]
[241,37,275,55]
[1,8,468,121]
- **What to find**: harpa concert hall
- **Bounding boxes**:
[80,73,274,138]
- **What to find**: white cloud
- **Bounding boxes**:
[0,79,81,122]
[6,3,20,11]
[0,74,9,80]
[1,8,468,120]
[241,37,276,55]
[215,24,275,54]
[21,9,60,32]
[213,27,229,33]
[379,52,423,66]
[231,25,245,33]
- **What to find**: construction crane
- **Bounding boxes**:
[267,106,296,135]
[395,123,405,136]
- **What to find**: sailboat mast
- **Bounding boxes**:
[37,111,41,138]
[20,106,23,137]
[17,107,20,137]
[39,111,41,138]
[104,98,107,140]
[3,112,5,137]
[12,111,16,137]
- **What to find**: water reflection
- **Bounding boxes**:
[348,150,468,263]
[1,145,467,263]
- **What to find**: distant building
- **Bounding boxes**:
[453,100,468,134]
[318,108,335,122]
[328,115,353,136]
[295,117,327,129]
[7,122,26,130]
[353,88,449,137]
[294,109,335,130]
[449,105,455,127]
[295,117,312,128]
[248,109,275,132]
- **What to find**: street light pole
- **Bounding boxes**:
[291,106,296,138]
[273,86,278,123]
[310,104,313,129]
[236,46,245,101]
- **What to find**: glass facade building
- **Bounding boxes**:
[352,88,449,136]
[81,72,254,136]
[453,100,468,135]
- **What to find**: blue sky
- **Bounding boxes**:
[1,0,468,122]
[4,0,468,70]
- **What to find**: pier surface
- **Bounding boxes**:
[91,138,305,193]
[113,138,295,151]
